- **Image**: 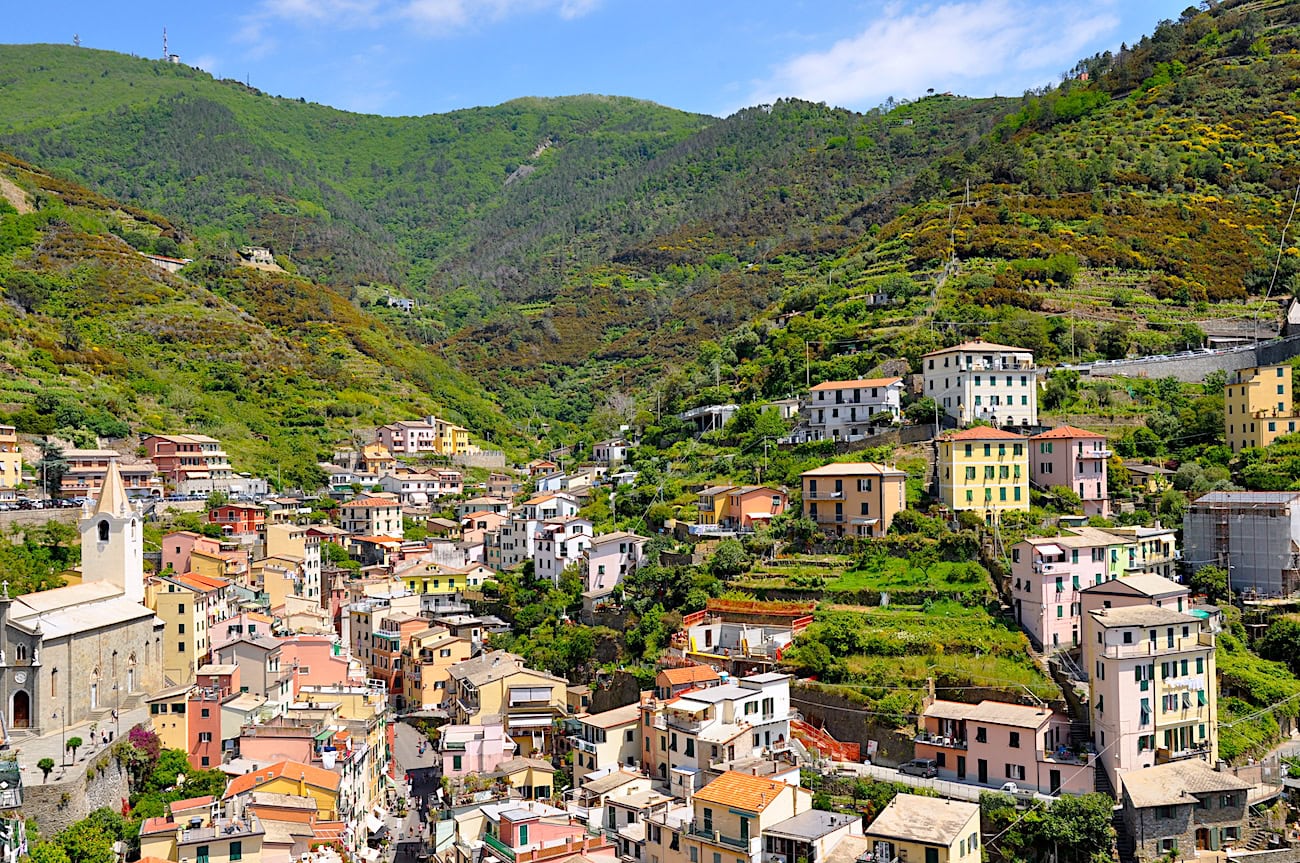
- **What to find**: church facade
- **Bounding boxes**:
[0,461,165,734]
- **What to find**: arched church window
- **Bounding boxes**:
[14,645,26,662]
[98,520,109,542]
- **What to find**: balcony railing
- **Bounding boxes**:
[570,737,598,754]
[803,491,845,500]
[666,715,705,732]
[1077,449,1114,460]
[483,833,516,861]
[915,731,967,749]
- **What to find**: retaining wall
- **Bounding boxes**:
[21,750,128,838]
[1079,334,1300,383]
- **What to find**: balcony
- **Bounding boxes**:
[1077,448,1114,460]
[570,736,598,754]
[665,714,705,733]
[915,731,967,750]
[803,490,845,500]
[1100,642,1154,659]
[1042,747,1092,766]
[483,833,516,862]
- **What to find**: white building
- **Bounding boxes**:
[802,377,903,441]
[376,469,463,506]
[534,517,594,583]
[922,340,1038,428]
[499,493,581,570]
[593,439,630,465]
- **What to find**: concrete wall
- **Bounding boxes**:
[22,750,128,838]
[1079,334,1300,384]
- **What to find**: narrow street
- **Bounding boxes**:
[383,721,441,861]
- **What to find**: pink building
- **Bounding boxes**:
[278,635,354,688]
[1029,425,1112,517]
[1010,528,1131,651]
[210,611,276,652]
[914,699,1094,795]
[439,723,515,777]
[724,486,789,531]
[161,530,222,575]
[237,717,317,764]
[583,532,648,593]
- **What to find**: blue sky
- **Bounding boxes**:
[10,1,1191,116]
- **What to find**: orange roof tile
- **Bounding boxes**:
[693,771,788,812]
[1030,425,1106,440]
[660,665,720,686]
[344,497,401,508]
[810,377,902,391]
[223,760,341,798]
[139,818,175,836]
[942,426,1027,441]
[169,795,216,812]
[176,574,230,592]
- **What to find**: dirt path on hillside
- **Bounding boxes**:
[0,176,32,213]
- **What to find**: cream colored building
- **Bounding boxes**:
[666,772,811,863]
[863,794,981,863]
[571,701,641,787]
[447,650,568,756]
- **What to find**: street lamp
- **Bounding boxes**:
[112,684,120,741]
[53,710,66,766]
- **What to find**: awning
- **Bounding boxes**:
[744,512,775,519]
[1036,543,1065,556]
[362,848,382,862]
[507,715,554,729]
[365,814,385,834]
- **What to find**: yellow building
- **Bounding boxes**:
[695,485,734,527]
[223,760,342,820]
[152,575,225,685]
[361,442,397,475]
[863,794,982,863]
[488,757,557,800]
[435,419,471,456]
[673,772,811,863]
[146,683,196,752]
[0,424,20,503]
[1225,365,1300,453]
[447,650,568,755]
[140,797,265,863]
[403,627,473,710]
[403,563,471,597]
[937,426,1029,523]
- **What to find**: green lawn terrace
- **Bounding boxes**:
[734,553,995,605]
[783,601,1059,728]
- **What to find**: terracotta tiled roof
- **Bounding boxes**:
[942,426,1027,441]
[223,760,341,798]
[922,340,1031,356]
[809,377,902,391]
[344,497,400,508]
[660,665,720,686]
[693,771,788,813]
[1030,425,1106,440]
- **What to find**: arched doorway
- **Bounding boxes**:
[11,691,29,729]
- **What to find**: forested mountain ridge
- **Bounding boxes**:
[0,150,520,484]
[3,0,1300,440]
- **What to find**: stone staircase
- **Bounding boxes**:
[1112,805,1135,863]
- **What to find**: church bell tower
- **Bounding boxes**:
[79,460,145,603]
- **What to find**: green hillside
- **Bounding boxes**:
[0,151,520,484]
[2,0,1300,437]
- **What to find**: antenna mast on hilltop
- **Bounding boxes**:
[73,34,81,48]
[162,27,168,60]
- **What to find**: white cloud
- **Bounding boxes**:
[745,0,1120,112]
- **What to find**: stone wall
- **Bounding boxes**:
[451,451,507,469]
[790,684,914,767]
[22,749,128,838]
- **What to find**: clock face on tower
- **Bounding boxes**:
[13,672,25,685]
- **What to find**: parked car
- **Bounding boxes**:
[899,758,938,778]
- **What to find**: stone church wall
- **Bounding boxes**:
[21,749,128,838]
